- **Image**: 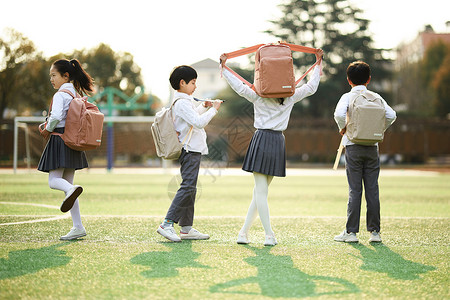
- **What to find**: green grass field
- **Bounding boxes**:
[1,170,449,299]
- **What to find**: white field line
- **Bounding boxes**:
[0,201,70,226]
[2,214,448,220]
[1,200,448,226]
[0,215,70,226]
[0,201,59,209]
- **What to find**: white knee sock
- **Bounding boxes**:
[240,194,258,234]
[242,173,274,236]
[49,169,73,193]
[62,169,83,229]
[69,200,83,229]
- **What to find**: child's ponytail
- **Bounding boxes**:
[69,59,94,96]
[52,59,94,96]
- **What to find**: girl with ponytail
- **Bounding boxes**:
[52,59,94,96]
[37,58,94,240]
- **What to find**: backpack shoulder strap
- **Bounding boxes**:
[48,89,74,137]
[222,43,265,90]
[171,97,194,146]
[280,43,323,86]
[349,90,365,104]
[222,42,323,88]
[181,126,194,145]
[362,90,380,101]
[59,89,76,98]
[48,89,76,112]
[171,98,181,109]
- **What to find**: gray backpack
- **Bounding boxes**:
[151,99,192,160]
[346,90,386,145]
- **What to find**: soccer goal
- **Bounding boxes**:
[12,115,156,173]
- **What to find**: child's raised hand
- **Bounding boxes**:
[219,54,228,67]
[316,49,324,61]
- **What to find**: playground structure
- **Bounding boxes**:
[90,86,153,170]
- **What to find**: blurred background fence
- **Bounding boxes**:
[2,117,449,170]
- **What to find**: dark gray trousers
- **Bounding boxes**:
[344,144,380,233]
[166,149,201,227]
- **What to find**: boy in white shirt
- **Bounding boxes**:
[157,65,221,242]
[333,61,396,243]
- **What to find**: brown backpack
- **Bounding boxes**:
[222,42,322,98]
[41,89,104,151]
[254,44,295,98]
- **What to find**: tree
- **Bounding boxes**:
[40,44,146,115]
[1,30,151,118]
[422,40,448,85]
[395,60,428,116]
[433,56,450,117]
[0,28,38,120]
[265,0,392,118]
[424,41,450,117]
[76,43,143,95]
[19,57,55,114]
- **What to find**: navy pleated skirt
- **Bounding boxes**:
[242,129,286,177]
[37,127,88,173]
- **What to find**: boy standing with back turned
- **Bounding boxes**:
[333,61,396,243]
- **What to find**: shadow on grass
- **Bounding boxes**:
[130,241,210,278]
[0,242,72,280]
[350,243,436,280]
[210,246,359,298]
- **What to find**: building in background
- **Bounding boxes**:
[191,58,227,100]
[167,58,227,103]
[396,23,450,69]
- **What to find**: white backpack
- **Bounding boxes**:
[346,90,386,145]
[151,100,192,160]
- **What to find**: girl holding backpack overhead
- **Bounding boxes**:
[219,48,323,246]
[38,59,94,240]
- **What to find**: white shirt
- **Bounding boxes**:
[172,91,218,155]
[222,65,321,131]
[334,85,397,146]
[45,83,77,131]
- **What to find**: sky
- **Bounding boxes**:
[1,0,449,102]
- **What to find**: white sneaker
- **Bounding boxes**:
[369,231,382,242]
[334,230,358,243]
[180,228,210,240]
[237,232,249,244]
[60,227,86,240]
[264,234,278,246]
[61,185,83,213]
[157,225,181,242]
